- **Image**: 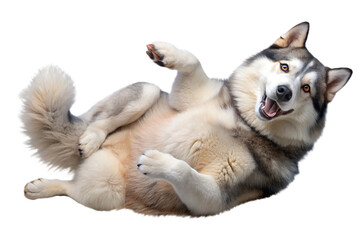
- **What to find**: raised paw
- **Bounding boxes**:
[137,150,189,181]
[146,42,198,71]
[78,128,106,158]
[146,44,166,67]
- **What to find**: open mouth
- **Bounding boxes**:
[260,94,293,120]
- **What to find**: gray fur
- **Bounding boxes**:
[22,23,353,215]
[21,66,159,169]
[81,82,145,122]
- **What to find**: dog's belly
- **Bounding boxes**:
[130,104,231,167]
[103,102,256,214]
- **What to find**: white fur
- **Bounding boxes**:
[22,26,352,215]
[79,83,161,157]
[69,149,125,210]
[25,149,126,210]
[150,42,223,111]
[151,41,199,72]
[24,178,69,199]
[231,56,321,146]
[78,124,107,158]
[264,59,304,111]
[138,150,223,215]
[21,65,86,170]
[327,68,352,102]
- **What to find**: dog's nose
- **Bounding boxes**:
[276,85,292,102]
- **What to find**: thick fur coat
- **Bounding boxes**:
[22,22,352,216]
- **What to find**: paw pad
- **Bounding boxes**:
[146,44,166,67]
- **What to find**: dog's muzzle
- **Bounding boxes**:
[259,92,294,120]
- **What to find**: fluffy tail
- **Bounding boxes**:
[21,66,87,170]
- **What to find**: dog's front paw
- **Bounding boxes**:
[137,150,188,181]
[137,150,171,178]
[146,42,198,71]
[78,128,106,158]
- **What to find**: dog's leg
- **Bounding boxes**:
[137,150,223,215]
[24,178,71,199]
[78,82,160,158]
[24,149,125,210]
[146,42,223,111]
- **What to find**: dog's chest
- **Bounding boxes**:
[155,105,256,184]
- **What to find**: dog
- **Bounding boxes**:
[22,22,352,216]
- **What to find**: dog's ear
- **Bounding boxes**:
[326,68,352,102]
[272,22,309,48]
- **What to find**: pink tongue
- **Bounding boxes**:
[263,98,279,118]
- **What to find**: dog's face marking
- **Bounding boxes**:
[254,50,327,124]
[230,22,352,146]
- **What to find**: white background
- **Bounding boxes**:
[1,0,359,239]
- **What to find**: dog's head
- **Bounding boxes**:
[230,22,352,146]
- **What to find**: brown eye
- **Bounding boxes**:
[280,63,289,73]
[302,84,311,93]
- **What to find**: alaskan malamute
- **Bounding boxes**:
[22,22,352,216]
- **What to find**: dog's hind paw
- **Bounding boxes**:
[146,42,198,71]
[78,128,106,158]
[24,178,63,200]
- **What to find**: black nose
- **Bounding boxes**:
[276,85,292,102]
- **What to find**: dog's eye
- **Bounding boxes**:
[302,84,311,93]
[280,63,289,73]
